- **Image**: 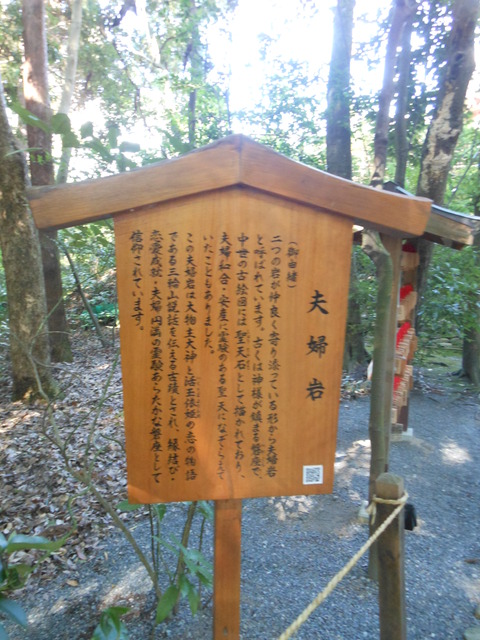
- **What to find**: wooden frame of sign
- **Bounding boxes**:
[28,135,431,639]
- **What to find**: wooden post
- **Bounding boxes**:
[214,499,242,639]
[381,235,403,468]
[376,472,406,640]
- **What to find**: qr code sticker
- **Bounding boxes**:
[303,465,324,485]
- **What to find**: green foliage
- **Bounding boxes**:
[415,116,480,356]
[8,102,81,151]
[79,303,117,329]
[0,532,66,639]
[78,121,141,174]
[417,245,480,354]
[91,606,130,640]
[117,498,214,627]
[348,245,378,341]
[77,1,140,125]
[238,59,326,168]
[153,500,214,624]
[445,118,480,211]
[10,103,142,178]
[59,221,117,328]
[156,585,181,624]
[0,0,23,102]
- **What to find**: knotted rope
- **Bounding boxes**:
[277,492,408,640]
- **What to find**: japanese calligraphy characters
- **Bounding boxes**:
[115,188,352,503]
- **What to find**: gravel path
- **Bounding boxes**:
[3,367,480,640]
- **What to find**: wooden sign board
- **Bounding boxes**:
[115,187,352,503]
[27,134,430,505]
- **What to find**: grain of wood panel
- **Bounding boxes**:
[115,187,352,503]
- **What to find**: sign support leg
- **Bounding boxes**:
[376,473,406,640]
[213,499,242,639]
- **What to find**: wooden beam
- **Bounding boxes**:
[239,140,431,238]
[424,209,480,248]
[214,499,242,640]
[376,473,406,640]
[384,182,480,248]
[27,138,242,230]
[28,135,431,238]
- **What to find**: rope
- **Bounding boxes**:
[367,492,408,524]
[277,492,409,640]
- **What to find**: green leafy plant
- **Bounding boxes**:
[79,303,118,328]
[155,538,213,623]
[154,500,214,624]
[8,102,80,151]
[116,499,214,627]
[90,606,130,640]
[0,532,66,639]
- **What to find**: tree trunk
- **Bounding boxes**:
[0,72,55,400]
[462,166,480,385]
[326,0,355,180]
[327,0,369,371]
[394,12,414,187]
[414,0,480,318]
[462,280,480,385]
[56,0,83,185]
[22,0,72,362]
[371,0,417,189]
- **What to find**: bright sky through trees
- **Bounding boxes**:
[97,0,392,144]
[57,0,480,172]
[211,0,389,114]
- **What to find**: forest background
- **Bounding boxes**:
[0,0,480,637]
[1,0,480,400]
[0,0,480,396]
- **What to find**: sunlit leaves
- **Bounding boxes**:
[90,606,130,640]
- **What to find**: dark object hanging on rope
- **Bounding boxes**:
[404,502,417,530]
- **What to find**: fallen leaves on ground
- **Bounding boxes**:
[0,330,142,586]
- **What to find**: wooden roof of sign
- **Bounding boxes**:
[384,182,480,249]
[27,134,431,236]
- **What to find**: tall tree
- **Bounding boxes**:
[371,0,418,188]
[56,0,83,185]
[394,8,415,187]
[0,71,55,400]
[22,0,72,362]
[414,0,480,314]
[326,0,370,371]
[416,0,480,330]
[326,0,354,180]
[416,1,479,204]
